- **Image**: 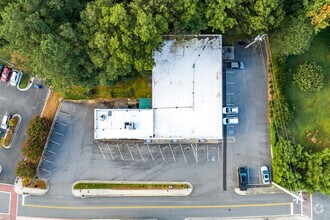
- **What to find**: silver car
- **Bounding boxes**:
[223,106,239,114]
[1,112,11,130]
[9,70,21,86]
[223,117,239,125]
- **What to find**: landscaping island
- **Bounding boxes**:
[1,114,21,149]
[72,181,193,198]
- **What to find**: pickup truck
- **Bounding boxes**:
[226,61,244,70]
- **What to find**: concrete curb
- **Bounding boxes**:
[72,180,193,198]
[14,177,49,196]
[40,87,52,117]
[17,75,34,92]
[2,114,22,149]
[234,186,283,196]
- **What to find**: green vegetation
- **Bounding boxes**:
[16,116,52,180]
[74,182,190,190]
[285,29,330,151]
[15,161,37,179]
[64,75,151,100]
[1,116,19,147]
[19,72,31,88]
[0,0,301,92]
[270,27,330,195]
[293,62,324,92]
[21,116,52,162]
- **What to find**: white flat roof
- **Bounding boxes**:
[152,37,223,139]
[94,109,153,139]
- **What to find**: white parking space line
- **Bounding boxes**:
[227,92,235,95]
[226,103,235,106]
[45,150,57,155]
[97,145,106,160]
[52,131,63,136]
[158,145,165,161]
[136,144,144,161]
[59,111,71,117]
[117,144,124,160]
[55,121,67,126]
[127,144,134,160]
[43,159,54,164]
[207,145,209,162]
[147,144,155,161]
[49,140,60,145]
[226,81,234,84]
[40,168,51,173]
[169,144,176,162]
[218,145,220,162]
[179,144,186,162]
[107,143,114,160]
[191,144,198,162]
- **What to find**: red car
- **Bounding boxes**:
[1,67,12,82]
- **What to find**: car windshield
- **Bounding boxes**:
[264,174,269,179]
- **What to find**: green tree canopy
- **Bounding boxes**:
[270,15,315,57]
[293,62,324,92]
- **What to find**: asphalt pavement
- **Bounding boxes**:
[0,81,48,184]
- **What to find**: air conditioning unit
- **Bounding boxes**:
[124,122,135,130]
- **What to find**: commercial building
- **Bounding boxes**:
[95,36,223,143]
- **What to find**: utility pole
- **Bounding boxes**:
[245,34,267,49]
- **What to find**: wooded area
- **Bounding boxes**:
[0,0,328,91]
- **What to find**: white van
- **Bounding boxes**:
[1,112,11,130]
[9,70,21,86]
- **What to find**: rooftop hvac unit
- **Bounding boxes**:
[124,122,135,130]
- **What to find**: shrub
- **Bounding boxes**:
[15,160,37,179]
[26,116,52,140]
[293,62,324,91]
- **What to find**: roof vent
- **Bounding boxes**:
[124,122,135,130]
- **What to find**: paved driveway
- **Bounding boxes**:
[0,82,48,184]
[224,43,271,189]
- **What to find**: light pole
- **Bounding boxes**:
[245,34,267,49]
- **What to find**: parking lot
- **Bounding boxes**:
[37,101,223,198]
[224,43,271,189]
[0,80,48,184]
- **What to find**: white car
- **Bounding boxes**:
[228,61,245,70]
[223,117,239,125]
[9,70,21,86]
[223,106,239,114]
[261,166,270,184]
[1,112,11,130]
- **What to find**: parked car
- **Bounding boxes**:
[1,112,11,130]
[238,167,248,191]
[227,61,244,70]
[1,67,12,82]
[0,164,2,175]
[9,70,21,86]
[223,117,239,125]
[223,106,239,114]
[0,64,4,74]
[261,166,270,184]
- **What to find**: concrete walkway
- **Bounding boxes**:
[72,180,193,198]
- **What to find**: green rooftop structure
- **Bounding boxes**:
[139,98,152,109]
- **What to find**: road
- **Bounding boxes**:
[18,192,294,219]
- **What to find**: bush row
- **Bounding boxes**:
[15,116,52,179]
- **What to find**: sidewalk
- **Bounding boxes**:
[0,183,18,220]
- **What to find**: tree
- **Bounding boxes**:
[306,0,330,31]
[293,62,324,92]
[80,0,168,85]
[270,15,314,57]
[15,160,37,179]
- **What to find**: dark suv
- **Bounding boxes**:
[238,167,248,191]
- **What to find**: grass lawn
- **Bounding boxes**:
[74,182,189,190]
[285,28,330,151]
[64,74,152,100]
[0,48,32,88]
